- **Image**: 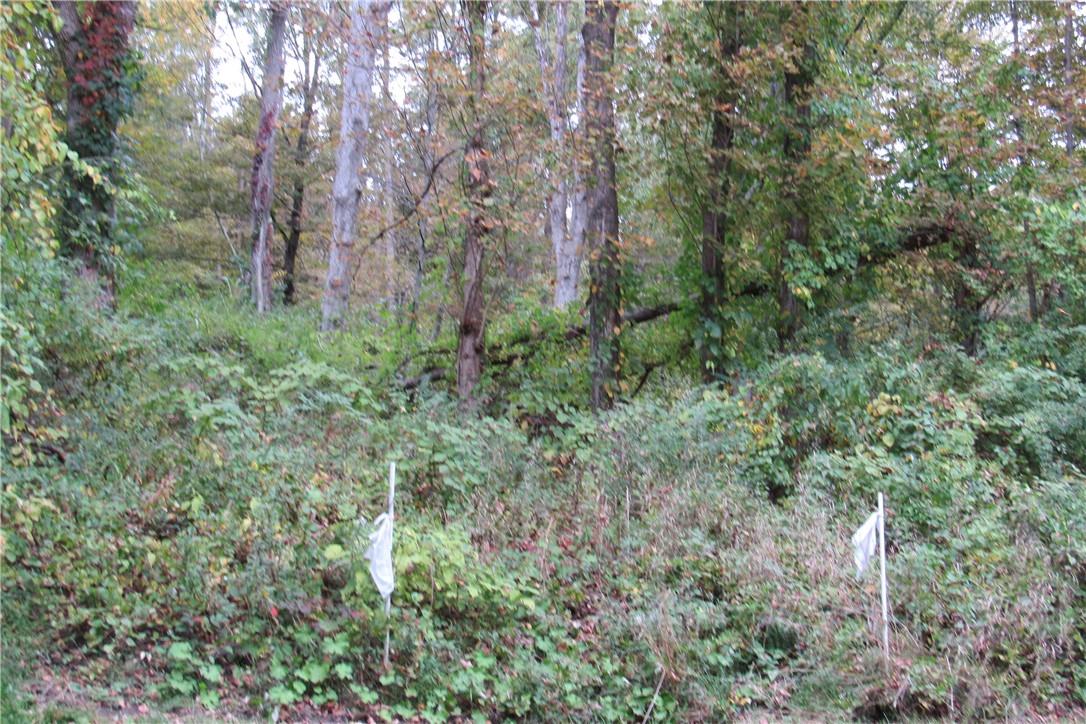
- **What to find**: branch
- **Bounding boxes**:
[269,209,290,248]
[873,1,908,48]
[225,6,263,98]
[364,147,459,252]
[870,2,908,77]
[730,215,963,301]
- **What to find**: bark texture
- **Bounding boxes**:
[249,2,288,314]
[456,0,493,402]
[582,0,621,411]
[531,1,583,308]
[321,0,389,330]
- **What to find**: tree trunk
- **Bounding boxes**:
[1041,6,1075,315]
[953,234,982,356]
[456,0,493,402]
[54,0,138,309]
[249,2,288,314]
[284,25,320,305]
[531,1,581,309]
[383,11,397,305]
[1010,0,1040,322]
[1066,6,1075,159]
[778,4,816,350]
[582,0,621,411]
[1043,5,1076,314]
[321,0,389,331]
[410,43,440,335]
[699,3,739,380]
[198,11,215,162]
[567,43,589,305]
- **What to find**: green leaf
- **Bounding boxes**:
[200,663,223,684]
[168,641,194,661]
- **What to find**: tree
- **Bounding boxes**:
[321,0,389,331]
[1065,6,1076,160]
[249,1,288,314]
[455,0,493,401]
[283,9,322,305]
[582,0,620,410]
[529,0,585,309]
[698,2,741,379]
[777,3,817,348]
[54,0,139,307]
[381,9,397,305]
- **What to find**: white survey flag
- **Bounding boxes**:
[365,512,394,600]
[851,510,880,578]
[371,461,397,667]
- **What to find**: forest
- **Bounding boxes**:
[2,0,1085,720]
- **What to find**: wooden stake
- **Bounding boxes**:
[383,461,396,668]
[878,491,890,672]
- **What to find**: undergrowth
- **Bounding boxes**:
[3,260,1084,721]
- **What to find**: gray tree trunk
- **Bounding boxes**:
[569,45,588,283]
[410,35,440,335]
[531,1,582,309]
[383,13,397,305]
[320,0,390,331]
[250,2,288,314]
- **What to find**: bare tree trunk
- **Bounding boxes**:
[321,0,389,331]
[54,0,138,309]
[249,2,288,314]
[411,45,439,335]
[569,45,588,288]
[583,0,620,411]
[198,10,215,162]
[284,24,320,305]
[531,1,581,308]
[1066,6,1075,159]
[778,3,815,350]
[1043,5,1076,314]
[456,0,493,402]
[383,12,397,306]
[1010,1,1039,322]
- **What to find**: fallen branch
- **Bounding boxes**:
[400,217,960,392]
[402,365,448,391]
[400,302,682,390]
